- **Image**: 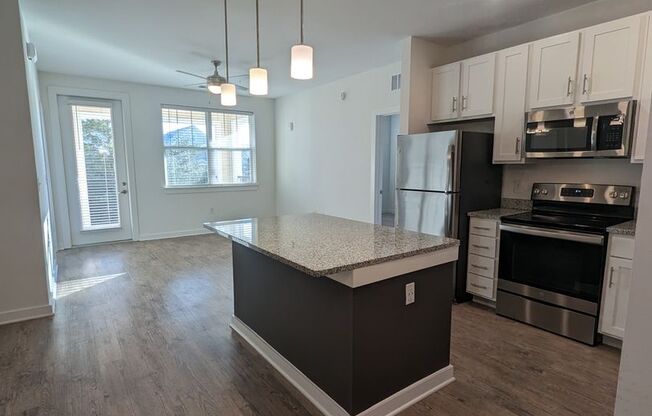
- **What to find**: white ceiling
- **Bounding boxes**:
[21,0,597,98]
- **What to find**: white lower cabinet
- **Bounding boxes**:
[599,235,635,340]
[467,218,499,301]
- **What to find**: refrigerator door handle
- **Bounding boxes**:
[447,143,455,192]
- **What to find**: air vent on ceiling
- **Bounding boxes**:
[391,74,401,91]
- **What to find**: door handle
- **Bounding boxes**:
[120,190,128,195]
[462,96,468,111]
[515,137,521,155]
[608,266,616,288]
[582,74,589,95]
[452,96,457,113]
[472,244,491,250]
[471,264,489,271]
[566,76,573,97]
[470,282,488,290]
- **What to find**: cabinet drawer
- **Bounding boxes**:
[469,218,498,238]
[610,236,635,260]
[468,234,497,258]
[467,253,496,278]
[467,273,495,300]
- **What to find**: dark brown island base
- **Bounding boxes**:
[204,214,460,416]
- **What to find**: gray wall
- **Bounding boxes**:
[0,0,52,324]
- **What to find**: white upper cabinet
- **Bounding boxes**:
[431,62,461,121]
[493,45,529,164]
[460,53,496,118]
[633,14,652,163]
[529,32,580,109]
[580,15,642,103]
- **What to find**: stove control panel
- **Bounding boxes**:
[531,183,634,206]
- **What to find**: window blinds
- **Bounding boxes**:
[162,107,255,187]
[71,105,121,230]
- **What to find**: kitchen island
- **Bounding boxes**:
[204,213,459,416]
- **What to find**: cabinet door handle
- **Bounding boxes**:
[452,96,457,112]
[582,74,589,95]
[462,95,468,110]
[471,264,489,271]
[515,137,521,155]
[473,226,491,231]
[567,76,573,97]
[470,282,489,290]
[472,244,490,250]
[608,266,616,288]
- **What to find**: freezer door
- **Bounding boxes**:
[396,190,458,237]
[397,131,460,192]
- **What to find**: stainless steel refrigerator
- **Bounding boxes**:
[396,130,502,303]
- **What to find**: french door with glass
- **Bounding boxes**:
[58,96,133,246]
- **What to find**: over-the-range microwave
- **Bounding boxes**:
[525,100,636,159]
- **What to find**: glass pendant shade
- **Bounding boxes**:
[220,83,237,106]
[291,44,313,80]
[207,83,222,94]
[249,67,268,95]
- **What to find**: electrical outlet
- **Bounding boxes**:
[405,282,415,305]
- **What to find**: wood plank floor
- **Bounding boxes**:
[0,235,620,416]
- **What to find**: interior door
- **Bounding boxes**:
[396,190,455,237]
[529,32,580,108]
[460,53,496,118]
[600,256,633,339]
[431,62,461,121]
[58,96,133,246]
[580,15,642,103]
[493,44,529,163]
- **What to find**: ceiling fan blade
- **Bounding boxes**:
[230,74,249,79]
[235,84,249,92]
[184,82,206,87]
[176,70,207,80]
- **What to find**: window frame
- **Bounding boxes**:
[160,104,257,190]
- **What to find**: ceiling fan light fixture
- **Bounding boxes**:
[221,83,237,106]
[249,67,268,95]
[207,81,222,94]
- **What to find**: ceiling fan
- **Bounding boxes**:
[177,60,248,94]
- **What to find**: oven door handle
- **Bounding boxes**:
[499,224,604,246]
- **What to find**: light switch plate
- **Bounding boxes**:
[405,282,415,305]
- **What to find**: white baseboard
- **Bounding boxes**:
[138,228,211,241]
[0,304,54,326]
[602,334,623,349]
[230,316,455,416]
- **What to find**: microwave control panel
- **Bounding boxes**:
[596,115,625,151]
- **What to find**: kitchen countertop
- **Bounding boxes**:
[204,213,459,277]
[607,220,636,236]
[467,208,529,220]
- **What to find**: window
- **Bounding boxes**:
[161,106,256,187]
[71,104,121,230]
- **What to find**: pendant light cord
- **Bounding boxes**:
[300,0,304,44]
[255,0,260,68]
[224,0,230,81]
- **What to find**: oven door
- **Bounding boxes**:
[498,224,606,308]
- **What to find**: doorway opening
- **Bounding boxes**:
[374,113,400,226]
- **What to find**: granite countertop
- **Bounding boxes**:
[204,213,459,277]
[607,220,636,236]
[467,208,529,220]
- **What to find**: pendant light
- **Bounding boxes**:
[221,0,237,106]
[290,0,313,80]
[249,0,268,95]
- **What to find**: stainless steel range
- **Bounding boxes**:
[497,183,635,345]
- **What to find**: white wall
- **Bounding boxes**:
[39,72,276,244]
[276,62,401,222]
[0,0,52,324]
[503,160,643,201]
[615,108,652,416]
